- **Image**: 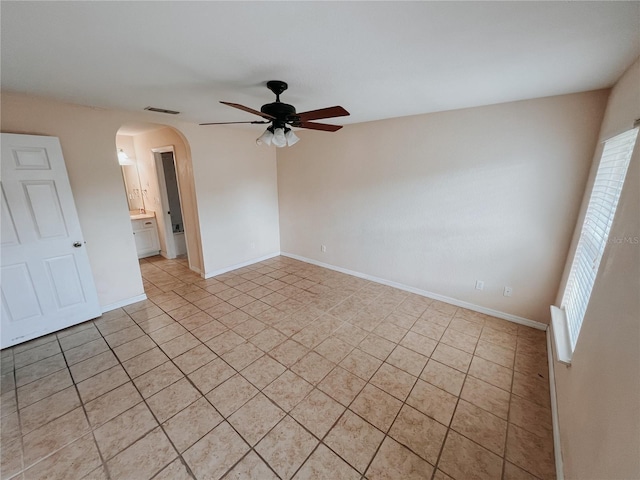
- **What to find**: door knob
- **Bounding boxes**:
[73,241,83,248]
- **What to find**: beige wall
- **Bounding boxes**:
[185,124,280,275]
[552,59,640,479]
[1,92,280,307]
[278,91,608,323]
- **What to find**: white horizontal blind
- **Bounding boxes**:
[562,127,638,349]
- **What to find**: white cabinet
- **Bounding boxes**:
[131,216,160,258]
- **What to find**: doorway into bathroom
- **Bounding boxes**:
[115,123,204,276]
[152,146,187,259]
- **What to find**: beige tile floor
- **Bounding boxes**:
[0,256,556,480]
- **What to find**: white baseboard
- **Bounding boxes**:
[281,252,547,331]
[547,329,565,480]
[203,252,281,279]
[101,293,147,313]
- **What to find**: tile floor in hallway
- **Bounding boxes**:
[1,255,555,480]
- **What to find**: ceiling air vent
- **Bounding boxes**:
[144,106,180,115]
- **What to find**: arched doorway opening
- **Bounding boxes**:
[115,122,203,276]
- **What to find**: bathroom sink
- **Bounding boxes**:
[130,213,155,220]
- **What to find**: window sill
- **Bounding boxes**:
[550,306,573,365]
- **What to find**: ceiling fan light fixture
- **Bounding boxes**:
[285,129,300,146]
[272,127,287,148]
[256,128,274,146]
[257,126,298,148]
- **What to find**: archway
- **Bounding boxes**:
[115,122,203,276]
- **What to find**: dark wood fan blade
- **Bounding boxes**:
[199,121,270,125]
[220,101,275,120]
[296,106,349,122]
[297,122,343,132]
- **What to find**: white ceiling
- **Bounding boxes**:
[2,2,638,127]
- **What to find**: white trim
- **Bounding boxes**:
[547,329,565,480]
[282,252,547,330]
[203,252,281,279]
[151,145,175,154]
[100,293,148,313]
[550,306,572,365]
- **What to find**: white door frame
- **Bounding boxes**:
[152,146,188,261]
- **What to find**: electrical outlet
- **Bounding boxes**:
[250,241,256,250]
[321,245,327,253]
[503,286,513,297]
[475,280,484,291]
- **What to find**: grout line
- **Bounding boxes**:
[90,311,199,480]
[126,259,326,478]
[498,326,519,480]
[9,349,26,480]
[191,272,390,478]
[305,301,432,476]
[30,335,111,479]
[200,260,390,478]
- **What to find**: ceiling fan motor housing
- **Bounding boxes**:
[262,80,299,128]
[261,102,297,127]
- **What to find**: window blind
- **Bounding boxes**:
[561,127,638,349]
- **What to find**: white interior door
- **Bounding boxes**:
[1,134,101,348]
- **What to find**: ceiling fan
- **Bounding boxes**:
[200,80,350,147]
